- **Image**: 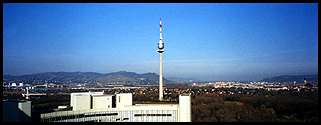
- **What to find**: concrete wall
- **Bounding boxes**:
[179,95,191,122]
[71,92,89,107]
[92,95,113,110]
[73,95,91,111]
[116,93,132,109]
[19,101,32,117]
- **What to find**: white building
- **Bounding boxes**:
[41,91,191,122]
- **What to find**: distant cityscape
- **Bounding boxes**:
[3,71,318,88]
[3,73,318,98]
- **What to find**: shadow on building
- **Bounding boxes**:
[3,100,32,122]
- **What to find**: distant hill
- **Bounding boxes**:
[261,75,318,83]
[3,71,172,85]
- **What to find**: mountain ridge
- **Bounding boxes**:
[3,71,172,85]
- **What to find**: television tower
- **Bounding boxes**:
[157,18,164,101]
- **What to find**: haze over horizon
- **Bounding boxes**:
[3,3,318,81]
[2,70,318,82]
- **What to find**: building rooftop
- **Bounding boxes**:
[91,94,114,97]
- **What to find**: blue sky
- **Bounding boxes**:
[3,3,318,81]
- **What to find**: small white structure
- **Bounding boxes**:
[11,83,17,87]
[41,91,192,122]
[26,87,30,100]
[58,106,68,109]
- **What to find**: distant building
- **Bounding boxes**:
[47,83,64,88]
[41,91,191,122]
[303,78,314,88]
[11,83,17,87]
[3,100,32,122]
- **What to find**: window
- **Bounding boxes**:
[112,96,116,108]
[90,96,93,109]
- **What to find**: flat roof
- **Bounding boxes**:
[91,94,114,97]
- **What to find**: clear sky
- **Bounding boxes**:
[3,3,318,81]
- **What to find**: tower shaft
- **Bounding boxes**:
[159,52,164,101]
